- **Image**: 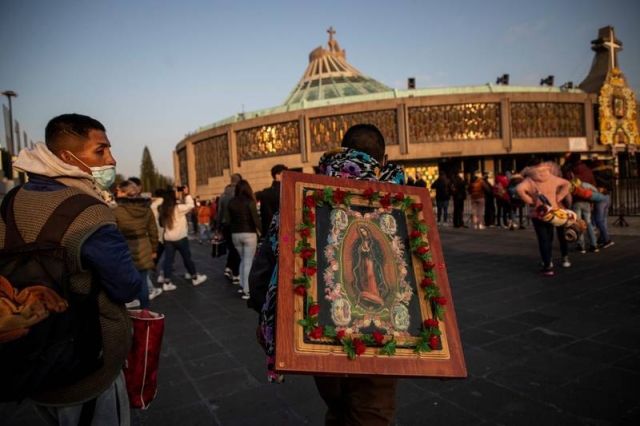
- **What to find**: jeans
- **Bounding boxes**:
[532,218,568,267]
[496,198,510,226]
[232,232,258,294]
[484,198,495,226]
[198,223,211,242]
[509,205,525,227]
[163,237,197,282]
[572,201,597,248]
[453,199,465,227]
[223,225,241,276]
[593,194,611,244]
[471,198,485,226]
[137,270,150,309]
[436,199,449,223]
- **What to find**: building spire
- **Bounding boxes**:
[579,26,624,93]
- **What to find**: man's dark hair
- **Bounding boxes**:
[45,113,106,155]
[341,124,385,163]
[128,176,142,186]
[567,152,581,165]
[271,164,288,179]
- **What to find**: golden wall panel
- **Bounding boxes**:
[194,134,229,185]
[408,103,501,142]
[309,109,398,152]
[177,149,188,187]
[236,121,300,162]
[511,102,585,138]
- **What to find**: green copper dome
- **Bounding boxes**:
[283,27,391,105]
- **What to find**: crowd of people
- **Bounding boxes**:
[0,113,620,425]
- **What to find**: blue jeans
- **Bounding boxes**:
[593,194,611,244]
[163,237,197,282]
[198,223,211,242]
[232,232,258,294]
[532,218,568,266]
[436,200,449,223]
[572,201,597,248]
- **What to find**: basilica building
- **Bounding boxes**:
[174,26,638,198]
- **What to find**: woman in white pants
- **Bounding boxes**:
[224,179,262,300]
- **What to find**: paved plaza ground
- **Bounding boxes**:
[2,217,639,425]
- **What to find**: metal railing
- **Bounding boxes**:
[611,177,640,217]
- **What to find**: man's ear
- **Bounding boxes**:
[58,150,73,164]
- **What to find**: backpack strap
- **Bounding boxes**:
[1,187,104,248]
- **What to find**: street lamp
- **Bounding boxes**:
[2,90,18,156]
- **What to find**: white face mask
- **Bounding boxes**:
[65,151,117,190]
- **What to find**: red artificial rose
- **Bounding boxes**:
[308,304,320,316]
[372,331,385,345]
[309,327,324,339]
[424,318,439,328]
[304,195,317,208]
[429,334,440,349]
[333,188,346,204]
[420,277,433,288]
[394,192,405,201]
[300,227,311,238]
[379,194,392,208]
[416,245,429,255]
[294,285,306,296]
[316,189,324,199]
[410,203,423,211]
[300,248,315,260]
[301,266,317,276]
[352,338,367,356]
[336,330,346,341]
[410,230,422,240]
[306,210,316,223]
[423,261,435,270]
[433,296,447,305]
[363,188,375,199]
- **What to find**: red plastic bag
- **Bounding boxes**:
[124,309,164,409]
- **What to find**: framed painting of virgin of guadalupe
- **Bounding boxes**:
[275,171,466,378]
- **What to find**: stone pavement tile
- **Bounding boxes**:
[184,353,243,380]
[516,327,577,348]
[556,339,634,364]
[541,312,629,339]
[209,384,307,425]
[615,354,640,374]
[524,352,602,381]
[394,380,438,409]
[393,396,484,426]
[541,381,637,423]
[480,318,530,337]
[485,364,572,401]
[407,376,467,394]
[194,368,261,401]
[439,378,570,424]
[175,340,226,363]
[165,326,216,348]
[452,308,497,329]
[134,401,216,426]
[222,408,313,426]
[574,367,640,398]
[481,337,549,360]
[147,379,202,411]
[459,327,504,347]
[507,311,560,326]
[454,347,512,378]
[157,363,191,389]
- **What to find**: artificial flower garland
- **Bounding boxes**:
[293,187,447,360]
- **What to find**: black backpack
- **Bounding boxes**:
[0,187,104,401]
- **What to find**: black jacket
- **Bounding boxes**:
[256,181,280,234]
[225,196,262,235]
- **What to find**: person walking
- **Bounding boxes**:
[563,153,599,253]
[259,124,404,425]
[591,158,615,248]
[516,157,572,276]
[430,172,451,226]
[493,172,511,228]
[197,200,212,244]
[114,180,159,309]
[159,186,207,290]
[451,170,467,228]
[4,113,142,424]
[218,174,243,283]
[482,172,496,227]
[256,164,288,238]
[507,171,526,229]
[468,171,490,229]
[225,180,262,300]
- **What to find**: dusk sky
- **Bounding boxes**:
[1,0,639,178]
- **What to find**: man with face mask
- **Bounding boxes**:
[2,113,142,425]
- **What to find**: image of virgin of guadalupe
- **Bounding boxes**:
[351,226,390,309]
